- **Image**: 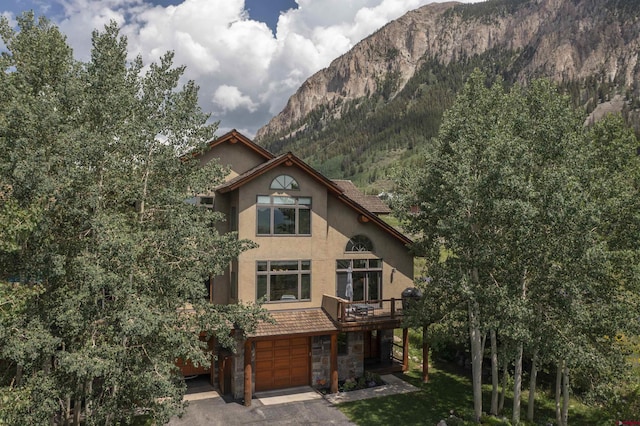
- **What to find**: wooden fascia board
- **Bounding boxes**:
[337,193,412,246]
[206,130,274,160]
[182,129,274,162]
[218,153,344,196]
[248,330,339,341]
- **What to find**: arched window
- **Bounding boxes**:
[346,235,373,252]
[270,175,299,190]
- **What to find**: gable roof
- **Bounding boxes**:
[216,152,343,196]
[216,148,411,246]
[333,180,392,215]
[197,129,275,161]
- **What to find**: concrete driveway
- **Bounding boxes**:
[168,374,418,425]
[168,394,354,425]
[168,378,354,426]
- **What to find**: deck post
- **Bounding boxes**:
[243,339,252,406]
[390,298,395,318]
[402,328,409,372]
[330,333,338,393]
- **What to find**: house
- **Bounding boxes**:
[184,130,415,404]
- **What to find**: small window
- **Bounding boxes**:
[270,175,299,190]
[346,235,373,252]
[185,196,214,209]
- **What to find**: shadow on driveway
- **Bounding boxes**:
[169,377,354,425]
[169,373,418,425]
[169,395,355,426]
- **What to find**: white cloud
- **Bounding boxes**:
[3,0,481,136]
[213,85,258,113]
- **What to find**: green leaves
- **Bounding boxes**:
[395,69,640,420]
[0,16,263,424]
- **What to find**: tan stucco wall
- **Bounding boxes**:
[199,140,267,180]
[230,164,414,310]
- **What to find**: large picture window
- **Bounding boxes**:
[336,259,382,302]
[257,260,311,302]
[256,196,311,235]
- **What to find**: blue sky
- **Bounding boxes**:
[2,0,298,33]
[1,0,478,136]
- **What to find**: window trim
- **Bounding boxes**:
[256,260,312,303]
[270,174,300,190]
[346,235,374,252]
[336,258,383,302]
[256,195,312,236]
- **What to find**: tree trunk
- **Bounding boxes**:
[562,363,570,426]
[15,364,23,386]
[499,358,508,414]
[555,360,563,426]
[85,379,93,421]
[64,395,71,426]
[422,326,429,383]
[527,349,538,421]
[513,268,528,424]
[490,329,498,415]
[138,146,154,223]
[512,342,523,424]
[468,299,483,423]
[105,384,118,425]
[73,393,81,426]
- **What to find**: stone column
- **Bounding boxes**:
[330,334,338,393]
[244,339,252,406]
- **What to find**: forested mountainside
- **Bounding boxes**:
[254,0,640,191]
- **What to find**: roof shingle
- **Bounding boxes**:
[333,180,391,215]
[248,308,338,338]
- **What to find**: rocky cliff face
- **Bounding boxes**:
[255,0,640,141]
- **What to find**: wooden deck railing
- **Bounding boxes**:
[321,294,404,323]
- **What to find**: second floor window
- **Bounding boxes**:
[256,196,311,235]
[257,260,311,302]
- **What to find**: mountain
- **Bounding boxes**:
[255,0,640,190]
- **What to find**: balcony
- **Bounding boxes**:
[321,294,405,330]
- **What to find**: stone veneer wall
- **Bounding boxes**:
[311,335,331,388]
[231,336,250,400]
[311,332,365,389]
[338,331,363,380]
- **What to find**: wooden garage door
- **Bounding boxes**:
[255,337,309,391]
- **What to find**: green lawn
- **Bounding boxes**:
[338,352,612,425]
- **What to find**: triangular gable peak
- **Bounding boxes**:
[205,129,274,160]
[195,129,275,180]
[217,150,411,246]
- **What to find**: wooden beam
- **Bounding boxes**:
[402,328,409,372]
[330,334,338,393]
[244,339,252,406]
[210,337,216,386]
[219,357,225,394]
